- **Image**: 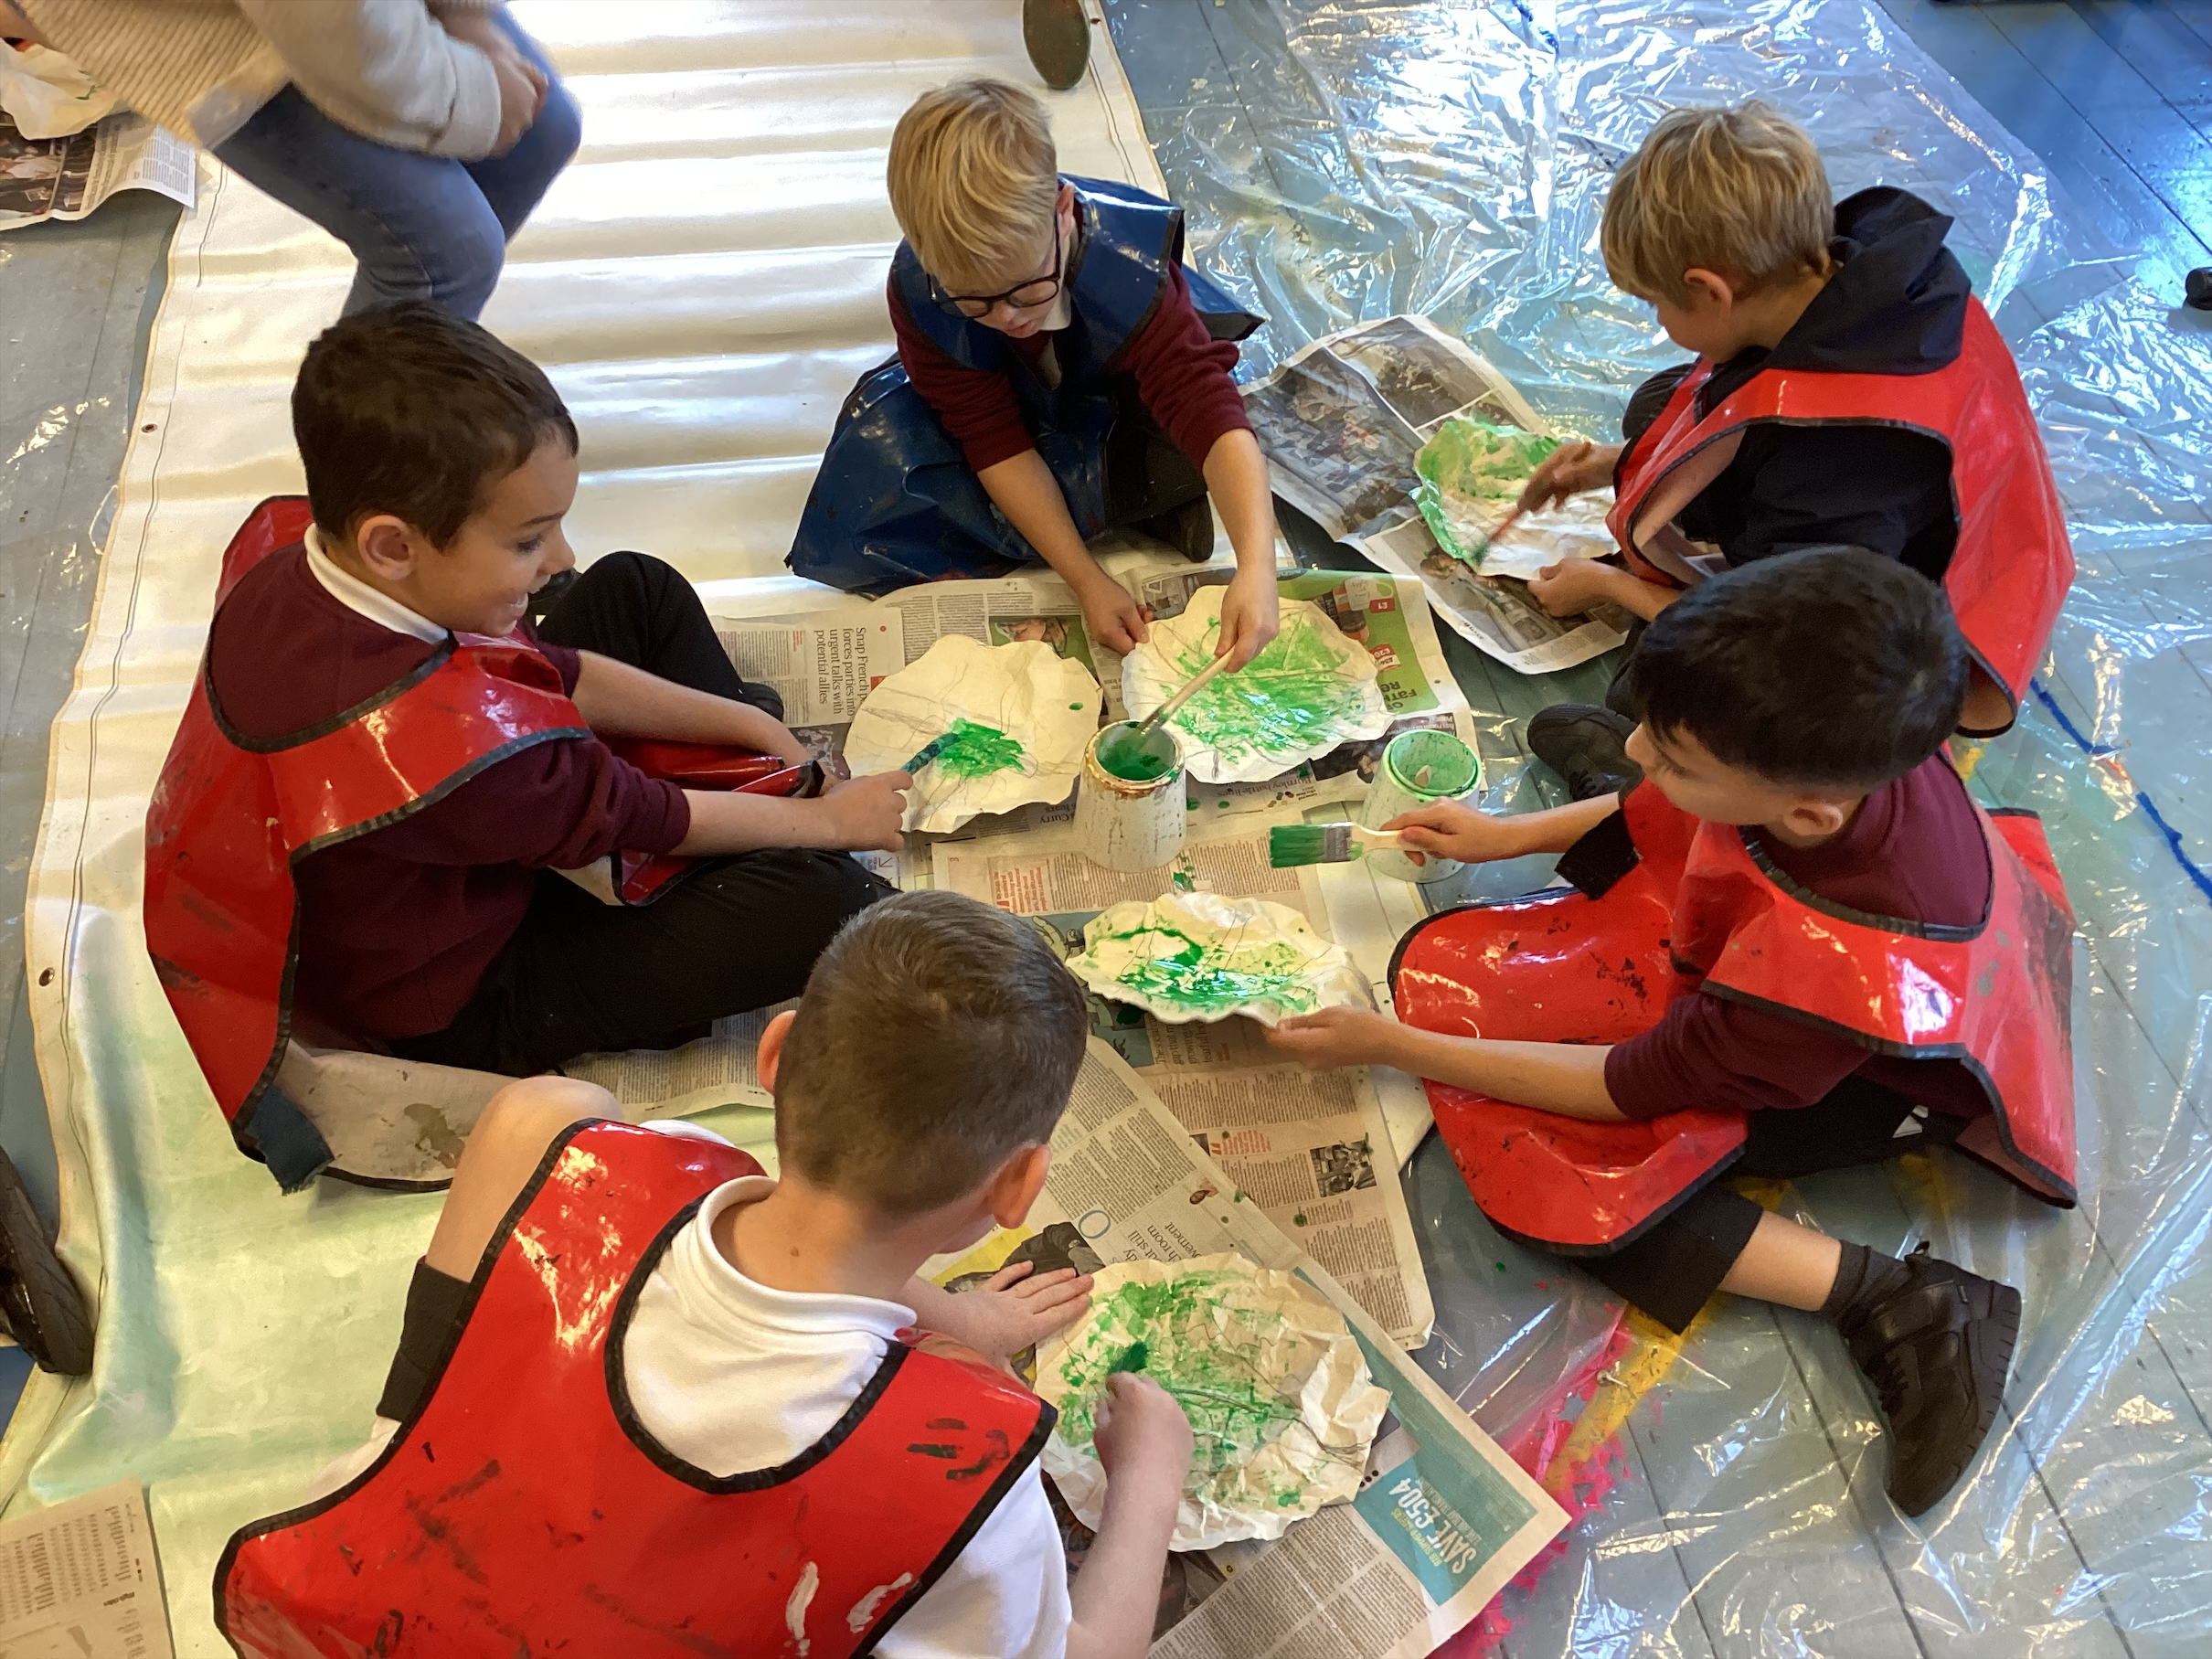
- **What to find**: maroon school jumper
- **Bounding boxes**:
[1603,754,1996,1120]
[889,261,1251,473]
[207,547,691,1041]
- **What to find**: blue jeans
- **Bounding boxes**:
[212,12,580,320]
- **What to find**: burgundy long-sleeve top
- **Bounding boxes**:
[207,544,691,1041]
[889,260,1251,474]
[1603,756,1996,1121]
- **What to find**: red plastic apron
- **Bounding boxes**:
[217,1120,1054,1659]
[1607,300,2074,733]
[143,498,814,1183]
[1391,781,2076,1251]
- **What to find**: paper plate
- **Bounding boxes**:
[1065,892,1370,1026]
[843,635,1100,834]
[1122,584,1391,783]
[1037,1253,1392,1550]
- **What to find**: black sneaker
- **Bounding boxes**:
[1138,494,1217,563]
[1831,1242,2020,1516]
[0,1152,91,1377]
[1024,0,1091,90]
[2187,267,2212,312]
[1526,704,1642,801]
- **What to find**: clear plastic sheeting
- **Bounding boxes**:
[1103,0,2212,1653]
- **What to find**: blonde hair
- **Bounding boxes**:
[1601,102,1833,305]
[887,79,1060,294]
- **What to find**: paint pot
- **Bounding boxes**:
[1359,728,1481,883]
[1077,721,1186,872]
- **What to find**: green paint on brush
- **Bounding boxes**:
[1093,921,1319,1016]
[1056,1271,1306,1478]
[1163,614,1369,768]
[931,718,1026,780]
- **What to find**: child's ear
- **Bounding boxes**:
[1780,794,1856,842]
[353,513,423,580]
[987,1143,1053,1230]
[756,1009,798,1094]
[1680,268,1737,312]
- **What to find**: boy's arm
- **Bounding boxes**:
[975,452,1151,655]
[569,653,810,767]
[1201,429,1284,668]
[1067,1374,1194,1659]
[1268,1008,1626,1121]
[1528,559,1679,623]
[672,772,908,857]
[1387,792,1622,865]
[423,1079,618,1280]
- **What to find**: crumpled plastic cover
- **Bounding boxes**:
[1107,0,2212,1651]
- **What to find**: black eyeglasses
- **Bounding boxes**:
[930,215,1064,320]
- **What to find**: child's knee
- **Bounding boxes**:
[472,1077,617,1164]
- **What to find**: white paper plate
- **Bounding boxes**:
[1065,892,1371,1026]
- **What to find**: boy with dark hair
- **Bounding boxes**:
[218,891,1196,1659]
[788,78,1283,670]
[1513,101,2072,796]
[144,302,910,1190]
[1271,549,2077,1516]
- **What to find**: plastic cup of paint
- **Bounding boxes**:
[1359,728,1482,884]
[1078,721,1186,871]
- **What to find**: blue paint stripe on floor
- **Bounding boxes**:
[2032,675,2212,907]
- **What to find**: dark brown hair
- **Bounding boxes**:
[775,890,1090,1215]
[292,301,578,548]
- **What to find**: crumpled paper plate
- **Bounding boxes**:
[1037,1253,1392,1550]
[843,635,1100,834]
[1064,892,1371,1026]
[1122,584,1391,783]
[1450,492,1620,582]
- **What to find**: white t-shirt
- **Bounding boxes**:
[312,1129,1070,1658]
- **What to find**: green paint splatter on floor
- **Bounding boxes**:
[1055,1270,1306,1479]
[1163,613,1369,769]
[1091,921,1319,1016]
[932,718,1026,779]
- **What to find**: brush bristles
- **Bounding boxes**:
[1268,823,1356,867]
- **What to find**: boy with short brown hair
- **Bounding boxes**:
[218,890,1196,1659]
[1515,101,2071,794]
[790,78,1285,671]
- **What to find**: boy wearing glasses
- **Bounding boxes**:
[789,79,1283,667]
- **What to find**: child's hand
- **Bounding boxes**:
[1091,1372,1194,1496]
[1215,569,1281,669]
[1382,800,1529,865]
[1516,440,1622,514]
[931,1260,1094,1371]
[441,9,548,155]
[818,770,909,851]
[1078,577,1153,656]
[1266,1005,1404,1070]
[1526,558,1624,619]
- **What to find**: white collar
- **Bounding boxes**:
[303,525,448,645]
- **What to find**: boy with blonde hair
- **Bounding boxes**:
[792,78,1285,670]
[1515,101,2071,795]
[218,890,1196,1658]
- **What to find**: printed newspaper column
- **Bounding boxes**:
[0,1480,174,1658]
[926,1041,1563,1659]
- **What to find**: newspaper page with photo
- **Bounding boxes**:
[935,821,1434,1348]
[927,1041,1566,1659]
[1242,313,1636,674]
[0,110,192,230]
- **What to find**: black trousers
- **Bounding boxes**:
[1575,1076,1970,1333]
[390,552,895,1078]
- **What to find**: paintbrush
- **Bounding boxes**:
[901,730,958,774]
[1465,503,1526,564]
[1136,651,1235,738]
[1268,822,1408,868]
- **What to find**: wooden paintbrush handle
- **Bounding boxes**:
[1144,652,1235,730]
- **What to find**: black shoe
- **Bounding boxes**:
[1526,704,1642,801]
[0,1152,91,1376]
[1830,1242,2020,1516]
[1024,0,1091,90]
[2187,268,2212,312]
[1138,495,1217,564]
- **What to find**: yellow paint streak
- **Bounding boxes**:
[1949,741,1984,783]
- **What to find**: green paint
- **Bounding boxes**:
[1056,1270,1307,1479]
[1163,613,1370,769]
[1069,702,1085,710]
[1090,920,1320,1016]
[932,718,1026,780]
[1413,416,1562,567]
[1096,720,1176,782]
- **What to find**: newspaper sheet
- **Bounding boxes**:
[936,823,1435,1349]
[930,1042,1566,1659]
[0,1480,174,1659]
[0,111,193,230]
[1241,313,1634,674]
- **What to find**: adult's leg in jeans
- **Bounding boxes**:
[396,854,894,1074]
[533,550,783,718]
